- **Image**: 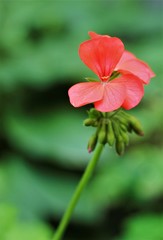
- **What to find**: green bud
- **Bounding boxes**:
[120,128,129,146]
[112,120,125,155]
[118,111,144,135]
[87,133,97,153]
[114,115,128,126]
[115,136,125,155]
[98,121,107,144]
[83,118,97,126]
[128,116,144,136]
[107,120,115,146]
[111,120,120,139]
[118,110,131,119]
[115,115,132,133]
[120,123,128,132]
[88,108,101,119]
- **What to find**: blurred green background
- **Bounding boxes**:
[0,0,162,239]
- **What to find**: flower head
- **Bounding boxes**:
[68,32,155,112]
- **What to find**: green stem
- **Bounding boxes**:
[52,143,104,240]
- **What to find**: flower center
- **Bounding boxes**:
[101,76,109,81]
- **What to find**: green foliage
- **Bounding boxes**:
[90,147,163,206]
[0,0,162,239]
[1,156,99,222]
[4,107,93,167]
[0,203,52,240]
[121,214,163,240]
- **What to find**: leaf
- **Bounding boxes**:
[4,222,52,240]
[121,214,163,240]
[0,203,52,240]
[2,155,100,223]
[0,203,17,238]
[89,146,163,207]
[4,108,94,168]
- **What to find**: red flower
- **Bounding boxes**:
[68,32,155,112]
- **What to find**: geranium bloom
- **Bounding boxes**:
[68,32,155,112]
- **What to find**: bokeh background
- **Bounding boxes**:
[0,0,162,239]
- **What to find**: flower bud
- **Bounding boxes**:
[98,121,107,144]
[120,123,127,132]
[120,128,129,146]
[83,118,97,127]
[112,120,125,155]
[118,111,144,135]
[111,120,120,139]
[115,136,125,155]
[128,116,144,136]
[87,133,97,153]
[115,114,132,133]
[114,115,128,127]
[107,120,115,146]
[88,108,101,119]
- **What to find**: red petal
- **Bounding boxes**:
[88,31,111,39]
[138,59,155,79]
[88,31,102,39]
[79,37,124,80]
[116,51,155,84]
[68,82,104,107]
[116,50,136,66]
[117,74,144,110]
[94,79,126,112]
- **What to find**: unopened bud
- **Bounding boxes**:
[98,121,107,144]
[120,123,127,132]
[112,120,125,155]
[115,114,132,133]
[117,117,127,126]
[107,120,115,146]
[129,116,144,136]
[88,108,101,119]
[118,111,131,119]
[83,118,97,127]
[87,133,97,153]
[120,128,129,146]
[112,120,120,139]
[115,136,125,155]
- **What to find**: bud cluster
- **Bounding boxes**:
[84,108,144,155]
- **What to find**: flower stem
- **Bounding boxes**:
[52,143,104,240]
